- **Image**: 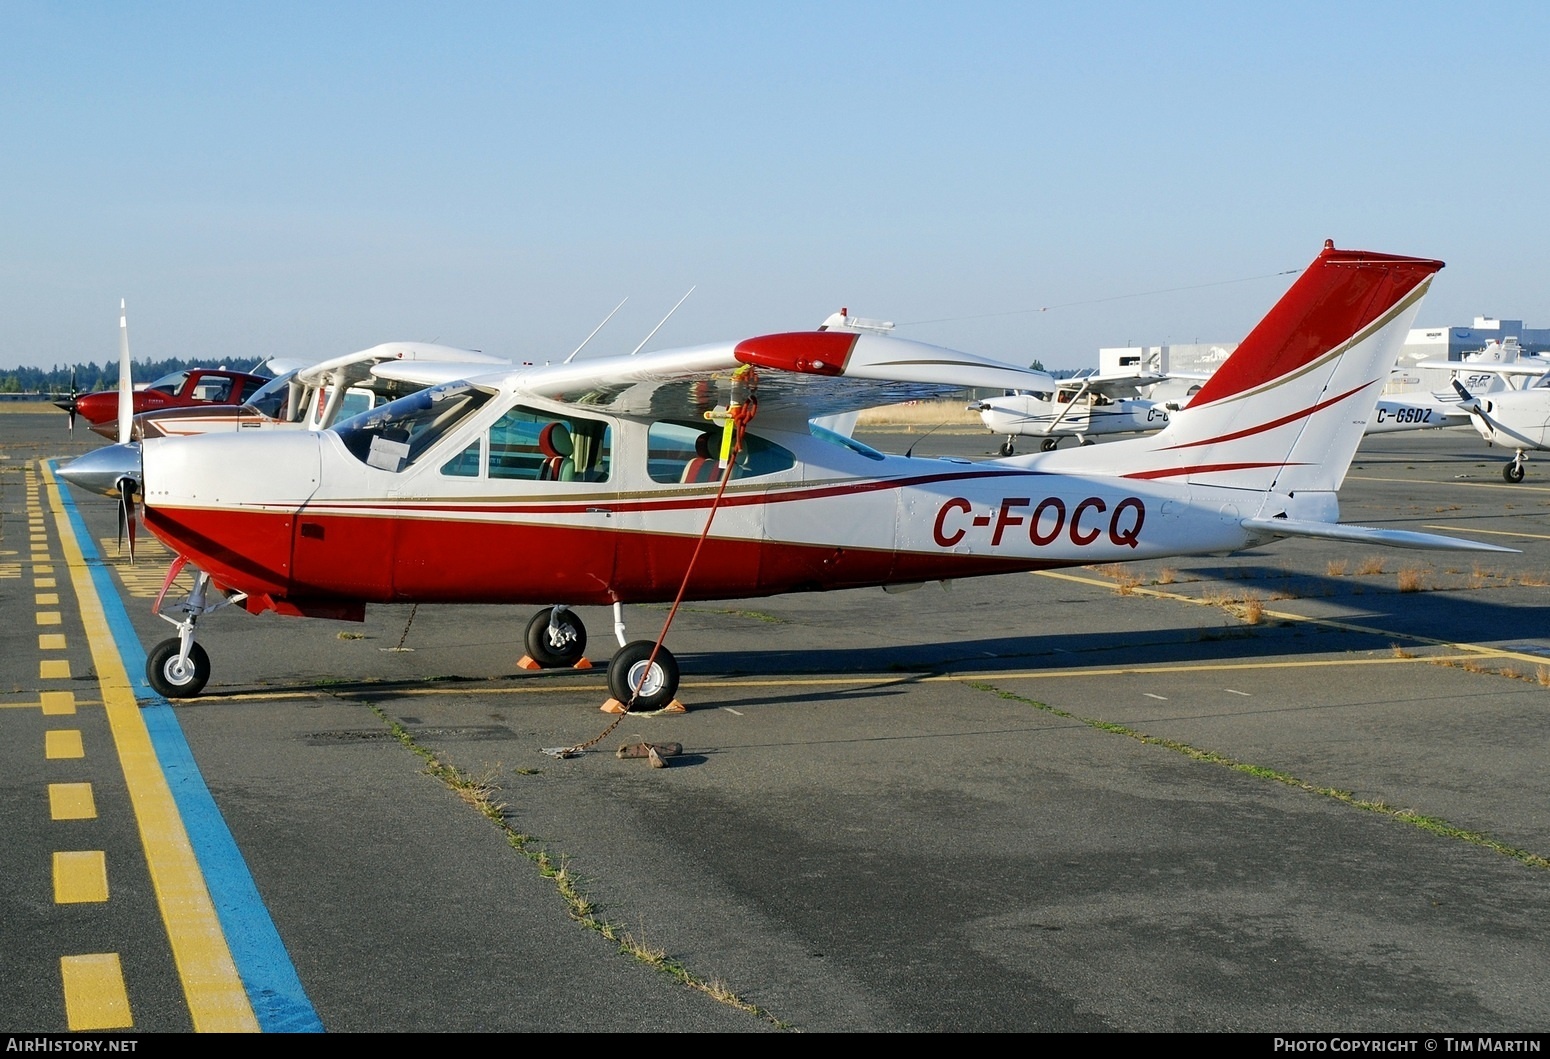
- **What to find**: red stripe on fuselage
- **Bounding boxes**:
[145,503,1056,609]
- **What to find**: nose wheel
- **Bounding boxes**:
[1504,452,1527,483]
[147,639,211,698]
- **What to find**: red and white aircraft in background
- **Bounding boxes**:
[62,243,1508,707]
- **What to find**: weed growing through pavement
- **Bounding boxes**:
[1540,667,1550,688]
[965,682,1550,872]
[364,702,787,1027]
[1396,568,1427,593]
[1156,568,1177,585]
[1327,560,1348,577]
[1240,596,1264,624]
[1356,557,1387,576]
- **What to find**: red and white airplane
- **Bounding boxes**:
[61,243,1509,707]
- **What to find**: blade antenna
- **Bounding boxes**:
[630,286,695,356]
[564,297,628,364]
[116,299,133,444]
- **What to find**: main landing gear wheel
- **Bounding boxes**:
[147,638,211,699]
[1040,438,1059,452]
[608,640,680,712]
[1504,458,1526,484]
[524,607,588,667]
[999,439,1016,457]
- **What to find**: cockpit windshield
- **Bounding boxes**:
[334,382,495,472]
[246,373,296,418]
[146,371,188,395]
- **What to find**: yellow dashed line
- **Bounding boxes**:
[46,729,85,759]
[49,782,97,820]
[44,462,259,1032]
[1035,570,1550,667]
[39,633,66,650]
[36,577,57,588]
[1423,523,1550,542]
[36,611,62,625]
[40,659,71,679]
[54,851,110,904]
[41,691,77,715]
[60,954,132,1031]
[36,592,60,605]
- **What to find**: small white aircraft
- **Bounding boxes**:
[62,243,1511,708]
[1450,373,1550,482]
[974,369,1183,455]
[1366,336,1550,436]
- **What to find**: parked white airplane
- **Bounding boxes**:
[1450,373,1550,482]
[974,369,1182,454]
[62,243,1510,708]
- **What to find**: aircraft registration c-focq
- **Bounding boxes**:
[60,241,1512,711]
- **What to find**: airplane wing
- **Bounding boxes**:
[1413,357,1550,378]
[1241,516,1516,553]
[298,342,508,391]
[501,333,1056,427]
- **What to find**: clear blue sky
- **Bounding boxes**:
[3,1,1546,372]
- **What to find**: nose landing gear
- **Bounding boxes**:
[145,563,245,699]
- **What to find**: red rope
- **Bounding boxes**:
[627,402,754,707]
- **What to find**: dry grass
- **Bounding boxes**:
[1356,557,1387,576]
[1326,559,1348,577]
[1240,596,1264,625]
[1391,645,1416,659]
[856,399,982,427]
[1156,568,1177,585]
[1519,572,1550,588]
[1095,564,1143,594]
[1539,667,1550,688]
[1396,567,1427,593]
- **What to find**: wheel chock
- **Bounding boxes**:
[599,698,689,715]
[517,656,543,671]
[572,657,593,669]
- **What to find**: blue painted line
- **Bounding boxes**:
[51,462,324,1033]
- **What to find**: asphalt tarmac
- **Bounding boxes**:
[4,404,1550,1033]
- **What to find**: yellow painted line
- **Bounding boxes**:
[1348,473,1550,493]
[1035,570,1550,667]
[36,564,54,574]
[37,592,60,605]
[44,462,259,1032]
[40,633,66,650]
[54,851,110,903]
[1423,523,1550,542]
[49,782,97,820]
[36,610,62,625]
[36,576,57,588]
[60,954,133,1030]
[950,655,1486,683]
[42,690,77,715]
[40,659,71,679]
[46,729,85,759]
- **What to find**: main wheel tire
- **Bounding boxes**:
[1504,461,1526,483]
[608,640,680,712]
[524,608,588,668]
[999,440,1015,457]
[1040,438,1059,451]
[147,638,211,698]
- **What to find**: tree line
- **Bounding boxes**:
[0,358,263,395]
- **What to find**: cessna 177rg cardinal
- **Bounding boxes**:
[60,243,1509,707]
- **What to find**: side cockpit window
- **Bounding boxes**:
[646,421,794,484]
[335,382,495,472]
[440,405,611,483]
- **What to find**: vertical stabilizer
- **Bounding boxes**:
[1058,242,1442,494]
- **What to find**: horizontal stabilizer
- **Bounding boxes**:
[1241,517,1516,553]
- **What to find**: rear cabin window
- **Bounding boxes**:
[440,406,611,482]
[646,421,794,484]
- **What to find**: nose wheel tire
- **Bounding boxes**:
[999,440,1015,457]
[147,638,211,699]
[1504,461,1526,483]
[524,607,588,667]
[608,640,680,712]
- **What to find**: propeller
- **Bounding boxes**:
[117,299,133,444]
[54,370,79,435]
[114,474,139,564]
